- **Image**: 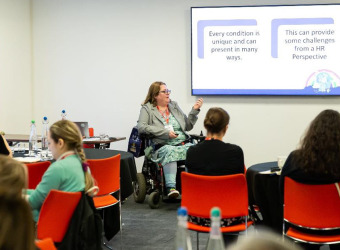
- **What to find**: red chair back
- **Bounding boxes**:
[87,154,121,196]
[284,177,340,228]
[26,161,51,189]
[181,172,249,219]
[37,190,82,243]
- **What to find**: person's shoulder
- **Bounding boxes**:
[141,102,152,109]
[52,155,80,168]
[285,150,299,163]
[187,140,206,152]
[169,100,179,107]
[225,142,243,151]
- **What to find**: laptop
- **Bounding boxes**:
[74,122,90,138]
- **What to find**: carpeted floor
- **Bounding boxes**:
[106,195,209,250]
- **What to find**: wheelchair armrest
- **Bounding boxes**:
[189,134,205,143]
[138,133,153,140]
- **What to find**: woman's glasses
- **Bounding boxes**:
[159,89,171,94]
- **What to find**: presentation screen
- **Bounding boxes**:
[191,4,340,96]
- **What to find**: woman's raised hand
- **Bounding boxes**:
[193,98,203,110]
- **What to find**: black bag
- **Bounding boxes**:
[58,192,103,250]
[127,126,145,158]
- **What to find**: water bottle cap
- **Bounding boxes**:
[31,120,35,124]
[177,207,188,216]
[211,207,221,217]
[43,116,48,121]
[62,110,66,113]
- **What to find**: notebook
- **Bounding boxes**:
[74,122,89,138]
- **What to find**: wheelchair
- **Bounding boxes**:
[133,134,204,209]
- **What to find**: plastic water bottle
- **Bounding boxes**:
[61,109,67,120]
[206,207,225,250]
[174,207,192,250]
[29,120,38,156]
[41,117,49,157]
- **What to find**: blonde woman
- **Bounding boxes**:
[28,120,95,222]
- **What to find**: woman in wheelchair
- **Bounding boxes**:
[138,81,203,198]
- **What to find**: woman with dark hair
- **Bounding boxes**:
[0,132,12,157]
[186,107,244,175]
[280,109,340,192]
[186,107,245,246]
[138,81,203,198]
[279,109,340,250]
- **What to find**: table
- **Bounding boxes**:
[83,136,126,148]
[5,134,40,146]
[6,134,126,148]
[246,162,283,233]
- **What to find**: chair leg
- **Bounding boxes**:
[119,190,122,250]
[196,232,199,250]
[101,211,113,250]
[103,242,113,250]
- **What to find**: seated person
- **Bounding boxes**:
[0,132,12,157]
[0,155,35,250]
[279,109,340,250]
[186,107,244,176]
[0,155,27,197]
[226,229,302,250]
[28,120,96,222]
[186,107,245,246]
[0,188,35,250]
[138,81,203,198]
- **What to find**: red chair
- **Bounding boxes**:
[283,177,340,246]
[35,238,57,250]
[26,161,51,189]
[181,172,253,249]
[87,155,121,247]
[37,190,82,243]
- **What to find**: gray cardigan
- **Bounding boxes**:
[137,100,200,145]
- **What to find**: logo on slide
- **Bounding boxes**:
[306,70,340,93]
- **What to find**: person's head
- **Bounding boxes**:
[0,134,13,157]
[204,107,230,137]
[226,229,302,250]
[0,189,35,250]
[296,109,340,177]
[49,120,95,193]
[0,155,27,197]
[143,81,170,106]
[48,120,84,160]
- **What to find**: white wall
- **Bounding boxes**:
[0,0,32,133]
[12,0,340,170]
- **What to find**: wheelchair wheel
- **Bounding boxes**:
[133,173,147,203]
[148,191,161,209]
